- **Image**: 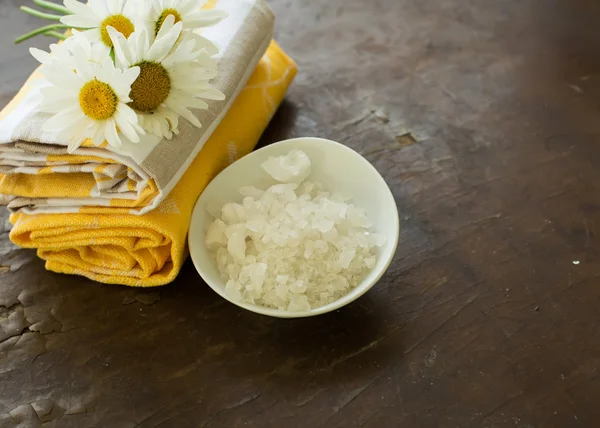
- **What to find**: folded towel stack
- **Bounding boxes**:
[0,0,297,286]
[1,0,280,215]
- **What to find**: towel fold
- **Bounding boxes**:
[9,41,297,286]
[0,0,274,215]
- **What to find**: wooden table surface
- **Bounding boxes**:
[2,0,600,426]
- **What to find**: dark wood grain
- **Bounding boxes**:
[2,0,600,427]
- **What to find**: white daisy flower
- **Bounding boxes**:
[108,15,225,139]
[147,0,228,55]
[35,34,143,153]
[60,0,139,48]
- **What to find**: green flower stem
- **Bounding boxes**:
[32,0,71,15]
[44,31,68,40]
[14,23,70,44]
[20,6,62,21]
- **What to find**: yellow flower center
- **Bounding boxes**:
[155,8,182,35]
[79,80,118,120]
[100,14,135,47]
[128,62,171,112]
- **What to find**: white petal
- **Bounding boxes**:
[191,35,219,56]
[186,10,228,27]
[67,134,87,153]
[76,60,94,82]
[109,70,136,101]
[196,88,225,100]
[161,39,199,67]
[122,66,140,87]
[171,67,216,83]
[71,33,91,56]
[40,86,77,104]
[167,90,208,110]
[155,12,176,40]
[43,68,79,88]
[166,48,217,69]
[29,48,52,64]
[105,119,121,148]
[48,42,67,55]
[43,106,81,131]
[131,29,149,64]
[164,109,179,132]
[107,0,122,15]
[116,102,138,124]
[107,26,131,68]
[172,80,213,93]
[148,4,157,17]
[189,98,209,110]
[80,33,96,56]
[192,56,218,70]
[133,120,145,135]
[170,103,200,127]
[179,0,200,15]
[90,41,111,63]
[101,55,115,72]
[114,109,140,143]
[173,95,208,110]
[60,14,98,28]
[64,0,100,20]
[147,17,181,63]
[123,0,141,16]
[62,113,91,149]
[161,114,176,138]
[82,28,101,43]
[54,98,75,111]
[92,62,110,84]
[142,27,151,57]
[158,120,171,139]
[140,113,162,138]
[111,66,139,101]
[88,0,109,18]
[89,122,105,146]
[39,93,72,108]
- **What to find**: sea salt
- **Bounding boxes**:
[205,150,385,311]
[261,149,312,183]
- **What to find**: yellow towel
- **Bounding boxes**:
[9,41,297,286]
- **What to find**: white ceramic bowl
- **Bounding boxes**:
[188,137,399,318]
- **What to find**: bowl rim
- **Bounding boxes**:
[188,136,400,318]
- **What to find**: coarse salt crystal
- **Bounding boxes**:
[365,257,376,269]
[221,203,246,225]
[261,150,312,183]
[288,294,311,312]
[205,219,227,249]
[339,248,356,269]
[226,225,247,263]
